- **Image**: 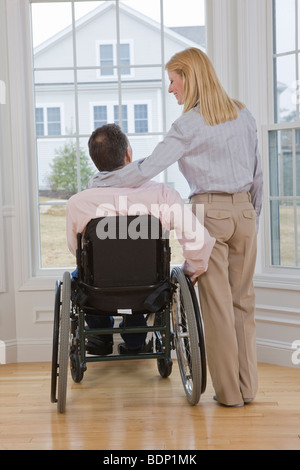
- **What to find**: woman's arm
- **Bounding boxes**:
[88,122,187,188]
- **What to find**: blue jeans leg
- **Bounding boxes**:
[85,315,114,343]
[120,315,147,349]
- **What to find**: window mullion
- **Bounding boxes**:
[115,0,123,131]
[160,0,167,184]
[71,1,81,192]
[292,130,299,264]
[296,0,299,119]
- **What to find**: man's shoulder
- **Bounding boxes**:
[67,188,89,203]
[67,187,101,208]
[141,181,182,199]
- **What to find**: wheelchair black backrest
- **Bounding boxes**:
[77,215,170,289]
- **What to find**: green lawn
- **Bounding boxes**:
[39,201,298,269]
[39,203,184,269]
[277,203,300,267]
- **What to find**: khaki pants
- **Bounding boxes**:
[191,193,258,406]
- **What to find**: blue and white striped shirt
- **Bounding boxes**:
[88,105,263,220]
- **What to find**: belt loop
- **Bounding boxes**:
[208,194,212,203]
[248,192,252,203]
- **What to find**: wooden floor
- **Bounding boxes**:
[0,360,300,450]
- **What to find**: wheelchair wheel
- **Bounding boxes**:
[70,345,84,383]
[171,266,205,405]
[51,280,61,403]
[57,271,71,413]
[185,276,207,394]
[157,357,173,378]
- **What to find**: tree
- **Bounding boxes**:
[48,140,94,194]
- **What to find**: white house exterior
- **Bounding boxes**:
[33,2,205,199]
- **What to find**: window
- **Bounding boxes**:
[35,106,62,136]
[30,0,206,270]
[269,126,300,267]
[267,0,300,268]
[99,44,114,76]
[94,105,107,128]
[99,42,132,77]
[47,107,61,135]
[92,103,146,134]
[134,104,148,133]
[273,0,299,123]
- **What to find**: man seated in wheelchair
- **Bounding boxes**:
[66,124,215,356]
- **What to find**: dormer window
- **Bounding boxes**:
[98,41,132,78]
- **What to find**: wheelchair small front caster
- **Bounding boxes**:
[157,357,173,378]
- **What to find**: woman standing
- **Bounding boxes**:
[89,48,263,407]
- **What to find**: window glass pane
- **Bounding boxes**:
[120,0,162,64]
[269,129,293,197]
[298,204,300,261]
[37,138,60,194]
[34,69,75,137]
[39,203,75,268]
[270,200,296,267]
[47,107,61,135]
[134,104,148,133]
[274,54,297,122]
[40,138,77,195]
[94,105,107,128]
[270,2,300,269]
[31,2,73,68]
[120,43,130,75]
[35,108,44,137]
[273,0,296,54]
[129,134,162,183]
[296,130,300,196]
[100,44,114,75]
[298,0,300,49]
[114,105,128,133]
[164,0,206,50]
[269,128,300,267]
[75,1,117,68]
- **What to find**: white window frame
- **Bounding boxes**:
[34,103,64,137]
[262,121,300,276]
[95,39,135,80]
[261,0,300,275]
[8,0,202,281]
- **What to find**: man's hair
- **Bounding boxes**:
[88,123,128,171]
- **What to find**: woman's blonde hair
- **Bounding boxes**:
[166,47,245,126]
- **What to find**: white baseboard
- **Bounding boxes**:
[2,336,300,370]
[0,339,17,364]
[257,338,300,369]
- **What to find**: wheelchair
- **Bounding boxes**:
[51,215,206,413]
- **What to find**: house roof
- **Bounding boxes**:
[34,1,205,55]
[170,26,206,49]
